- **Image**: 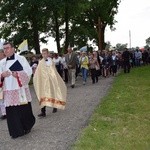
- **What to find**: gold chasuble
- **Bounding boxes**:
[33,59,67,110]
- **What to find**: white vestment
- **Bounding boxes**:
[0,54,32,107]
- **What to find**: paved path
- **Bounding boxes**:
[0,76,114,150]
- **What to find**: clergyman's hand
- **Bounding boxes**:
[1,71,11,78]
[12,71,18,78]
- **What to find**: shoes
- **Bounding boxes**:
[11,133,24,139]
[24,129,31,135]
[52,108,57,113]
[38,113,46,117]
[83,81,85,85]
[71,84,75,88]
[11,135,19,139]
[0,115,6,120]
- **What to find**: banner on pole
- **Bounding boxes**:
[18,39,28,53]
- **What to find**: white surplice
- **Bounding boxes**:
[0,54,32,107]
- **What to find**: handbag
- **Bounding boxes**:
[95,61,100,70]
[95,64,100,70]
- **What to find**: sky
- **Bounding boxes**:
[105,0,150,48]
[41,0,150,52]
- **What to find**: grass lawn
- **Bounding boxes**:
[72,66,150,150]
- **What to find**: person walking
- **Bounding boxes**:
[80,51,89,85]
[122,48,131,73]
[33,48,67,117]
[53,53,63,77]
[65,47,77,88]
[0,42,35,139]
[89,53,98,84]
[111,51,118,76]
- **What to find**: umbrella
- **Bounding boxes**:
[79,46,87,52]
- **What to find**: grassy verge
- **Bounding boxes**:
[72,66,150,150]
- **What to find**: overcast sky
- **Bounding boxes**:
[41,0,150,52]
[105,0,150,48]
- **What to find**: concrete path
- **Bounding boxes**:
[0,76,114,150]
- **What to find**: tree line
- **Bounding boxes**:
[0,0,121,54]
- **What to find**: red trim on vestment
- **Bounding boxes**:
[40,97,66,106]
[16,72,22,87]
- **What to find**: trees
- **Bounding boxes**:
[66,0,121,51]
[0,0,49,54]
[0,0,121,54]
[105,41,112,50]
[115,43,127,51]
[145,37,150,49]
[72,0,121,51]
[146,37,150,46]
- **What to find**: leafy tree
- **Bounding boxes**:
[61,0,88,52]
[146,37,150,46]
[105,41,111,50]
[144,45,149,50]
[115,43,127,51]
[71,0,121,51]
[0,0,121,54]
[0,0,49,54]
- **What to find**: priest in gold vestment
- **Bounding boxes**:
[33,48,67,117]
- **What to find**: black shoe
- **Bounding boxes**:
[52,108,57,113]
[71,84,75,88]
[11,133,24,139]
[24,129,31,135]
[38,113,46,117]
[11,135,19,139]
[0,115,6,120]
[64,80,68,83]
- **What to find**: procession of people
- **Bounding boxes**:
[0,42,150,139]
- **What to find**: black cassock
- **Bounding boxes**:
[6,102,35,138]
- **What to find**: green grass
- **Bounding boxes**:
[72,66,150,150]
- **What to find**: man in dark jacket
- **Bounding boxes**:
[122,48,131,73]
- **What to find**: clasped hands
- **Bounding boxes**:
[1,71,17,78]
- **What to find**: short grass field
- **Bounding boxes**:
[72,66,150,150]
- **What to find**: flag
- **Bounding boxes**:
[79,46,87,52]
[18,39,28,52]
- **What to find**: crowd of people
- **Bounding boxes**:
[30,47,150,85]
[0,43,150,139]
